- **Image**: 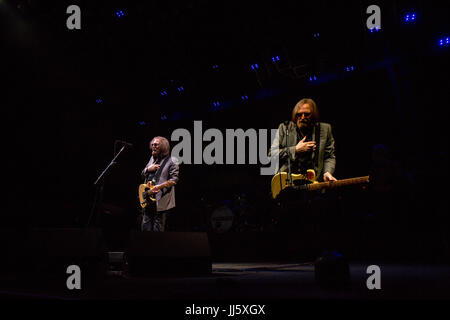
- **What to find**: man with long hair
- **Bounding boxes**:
[141,136,179,231]
[270,98,336,182]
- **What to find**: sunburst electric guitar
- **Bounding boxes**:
[138,181,157,208]
[271,169,369,199]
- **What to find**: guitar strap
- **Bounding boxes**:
[314,122,321,168]
[153,155,171,184]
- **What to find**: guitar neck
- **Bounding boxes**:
[306,176,369,192]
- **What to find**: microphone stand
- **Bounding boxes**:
[87,144,127,228]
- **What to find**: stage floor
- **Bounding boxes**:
[1,262,450,300]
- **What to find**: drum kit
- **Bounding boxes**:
[210,205,234,233]
[202,192,267,233]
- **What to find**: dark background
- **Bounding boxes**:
[2,1,449,253]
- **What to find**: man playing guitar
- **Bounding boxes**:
[269,98,337,183]
[140,136,179,232]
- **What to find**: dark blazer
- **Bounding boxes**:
[142,156,179,211]
[269,121,336,181]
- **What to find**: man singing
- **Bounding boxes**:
[141,136,179,231]
[270,98,337,182]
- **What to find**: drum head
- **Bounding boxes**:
[210,206,234,233]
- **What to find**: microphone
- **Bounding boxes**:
[116,140,133,148]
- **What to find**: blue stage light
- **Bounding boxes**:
[271,56,280,62]
[439,37,449,47]
[115,10,125,18]
[139,121,146,126]
[251,63,259,70]
[212,64,219,69]
[160,90,168,96]
[177,86,184,92]
[96,98,102,103]
[161,115,167,120]
[369,25,381,33]
[404,12,417,23]
[210,101,223,111]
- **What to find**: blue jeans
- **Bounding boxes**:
[141,209,171,232]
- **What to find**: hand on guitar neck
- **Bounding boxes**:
[323,171,337,181]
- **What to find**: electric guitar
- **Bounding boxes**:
[138,181,157,208]
[271,169,369,199]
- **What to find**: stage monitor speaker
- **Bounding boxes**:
[126,231,212,276]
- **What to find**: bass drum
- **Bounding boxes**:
[209,205,234,233]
